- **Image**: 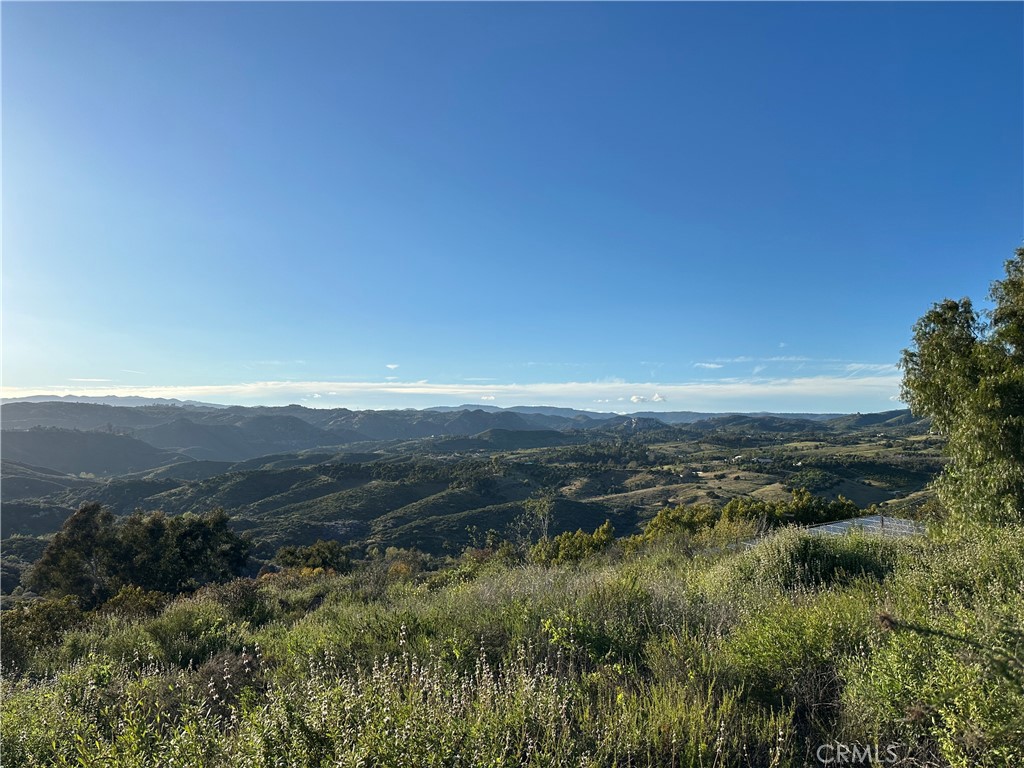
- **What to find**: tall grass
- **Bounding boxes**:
[3,524,1021,766]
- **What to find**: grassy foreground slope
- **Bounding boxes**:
[2,518,1021,767]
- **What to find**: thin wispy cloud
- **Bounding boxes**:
[694,363,724,369]
[4,371,903,412]
[712,356,813,364]
[521,361,586,369]
[844,363,899,374]
[69,378,113,382]
[386,364,400,370]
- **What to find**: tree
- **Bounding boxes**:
[28,505,251,605]
[27,503,120,607]
[158,509,250,592]
[644,503,719,539]
[530,520,615,565]
[900,248,1024,525]
[275,539,352,572]
[523,494,554,541]
[119,509,250,593]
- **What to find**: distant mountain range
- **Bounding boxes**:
[425,403,842,424]
[1,399,925,478]
[2,395,226,408]
[5,395,842,425]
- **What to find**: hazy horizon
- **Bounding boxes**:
[3,391,877,417]
[4,3,1021,415]
[1,377,899,413]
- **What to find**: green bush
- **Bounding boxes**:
[202,578,277,627]
[644,504,720,540]
[1,596,88,674]
[100,585,170,619]
[839,526,1024,767]
[275,539,352,572]
[145,598,242,668]
[718,589,877,741]
[713,528,910,594]
[722,489,860,526]
[530,520,615,565]
[538,570,655,667]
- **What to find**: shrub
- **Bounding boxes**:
[644,504,719,540]
[1,596,88,674]
[530,520,615,565]
[542,571,654,666]
[100,585,170,619]
[145,598,242,668]
[713,528,909,594]
[718,589,877,740]
[202,578,276,627]
[840,525,1024,767]
[275,539,352,572]
[196,649,264,719]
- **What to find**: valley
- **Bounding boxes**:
[1,401,942,578]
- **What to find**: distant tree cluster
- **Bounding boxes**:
[784,468,840,493]
[645,489,860,540]
[721,489,859,526]
[275,539,352,572]
[547,441,652,467]
[643,503,720,539]
[530,520,616,565]
[27,503,250,607]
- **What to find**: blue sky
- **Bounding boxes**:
[3,2,1021,412]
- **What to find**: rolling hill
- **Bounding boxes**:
[0,429,189,476]
[0,402,939,569]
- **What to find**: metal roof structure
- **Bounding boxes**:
[738,514,926,550]
[805,514,926,539]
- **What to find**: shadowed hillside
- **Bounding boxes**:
[1,429,188,476]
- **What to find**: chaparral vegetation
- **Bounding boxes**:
[2,252,1023,766]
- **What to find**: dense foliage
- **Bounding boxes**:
[644,489,860,541]
[26,504,250,607]
[275,539,353,572]
[901,248,1024,525]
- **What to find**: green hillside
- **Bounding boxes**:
[0,412,942,571]
[0,461,98,501]
[1,428,188,476]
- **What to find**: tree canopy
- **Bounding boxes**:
[900,247,1024,525]
[28,504,250,607]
